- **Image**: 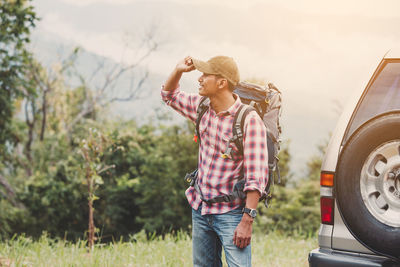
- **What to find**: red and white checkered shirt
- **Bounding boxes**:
[161,86,268,215]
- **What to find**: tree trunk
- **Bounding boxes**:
[88,197,95,250]
[40,90,48,141]
[86,166,95,250]
[24,99,35,177]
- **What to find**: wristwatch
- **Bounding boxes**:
[242,207,257,219]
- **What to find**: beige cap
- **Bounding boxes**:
[192,56,240,86]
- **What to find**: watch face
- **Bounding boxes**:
[250,209,257,218]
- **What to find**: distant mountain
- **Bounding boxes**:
[30,30,169,118]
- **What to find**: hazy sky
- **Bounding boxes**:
[32,0,400,176]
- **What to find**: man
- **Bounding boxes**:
[162,56,268,267]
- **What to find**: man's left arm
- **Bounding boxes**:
[233,111,268,249]
[233,190,260,248]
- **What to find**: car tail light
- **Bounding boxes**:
[320,172,334,187]
[320,197,334,225]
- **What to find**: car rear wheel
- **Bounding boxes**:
[336,113,400,259]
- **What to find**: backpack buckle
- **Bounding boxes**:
[221,147,232,159]
[184,169,198,186]
[221,140,234,159]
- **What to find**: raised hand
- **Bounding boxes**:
[175,56,195,73]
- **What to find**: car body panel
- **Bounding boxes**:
[318,224,333,248]
[331,200,372,254]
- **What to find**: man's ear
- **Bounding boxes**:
[217,78,228,89]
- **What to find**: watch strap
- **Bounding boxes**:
[242,207,257,218]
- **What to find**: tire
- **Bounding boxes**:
[336,113,400,259]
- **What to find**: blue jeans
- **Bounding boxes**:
[192,206,251,267]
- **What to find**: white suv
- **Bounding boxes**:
[309,51,400,266]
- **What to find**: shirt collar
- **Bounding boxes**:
[216,93,242,117]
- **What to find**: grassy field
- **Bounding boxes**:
[0,232,317,267]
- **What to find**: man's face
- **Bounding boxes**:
[198,73,224,97]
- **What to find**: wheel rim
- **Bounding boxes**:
[360,140,400,227]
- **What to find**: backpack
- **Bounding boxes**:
[185,81,282,208]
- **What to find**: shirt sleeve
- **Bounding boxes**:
[161,85,201,123]
[242,111,269,196]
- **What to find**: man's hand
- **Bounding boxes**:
[163,56,195,92]
[233,213,253,249]
[175,56,195,73]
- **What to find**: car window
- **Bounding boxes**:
[344,60,400,144]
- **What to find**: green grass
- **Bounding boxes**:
[0,232,317,267]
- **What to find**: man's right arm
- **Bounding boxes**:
[161,57,201,122]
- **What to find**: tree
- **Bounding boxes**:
[79,128,116,249]
[18,50,79,176]
[0,0,37,209]
[0,0,37,154]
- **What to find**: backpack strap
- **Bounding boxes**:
[232,104,257,155]
[201,179,247,205]
[184,169,246,205]
[195,97,210,145]
[232,104,280,207]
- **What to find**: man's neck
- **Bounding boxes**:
[209,91,236,114]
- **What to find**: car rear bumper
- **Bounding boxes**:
[308,248,400,267]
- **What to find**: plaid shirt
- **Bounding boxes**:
[161,86,268,215]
